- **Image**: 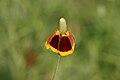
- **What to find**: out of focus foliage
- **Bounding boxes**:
[0,0,120,80]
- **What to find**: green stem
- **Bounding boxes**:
[51,55,61,80]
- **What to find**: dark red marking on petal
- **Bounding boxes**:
[50,35,59,50]
[46,31,57,45]
[59,36,72,52]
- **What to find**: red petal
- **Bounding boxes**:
[59,36,72,52]
[50,35,59,50]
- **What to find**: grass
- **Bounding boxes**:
[0,0,120,80]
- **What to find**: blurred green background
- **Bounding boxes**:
[0,0,120,80]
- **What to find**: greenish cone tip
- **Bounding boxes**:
[60,18,67,34]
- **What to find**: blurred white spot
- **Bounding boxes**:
[97,5,106,17]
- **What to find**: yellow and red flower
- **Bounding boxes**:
[45,29,75,56]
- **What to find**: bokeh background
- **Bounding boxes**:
[0,0,120,80]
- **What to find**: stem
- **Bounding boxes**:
[51,55,61,80]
